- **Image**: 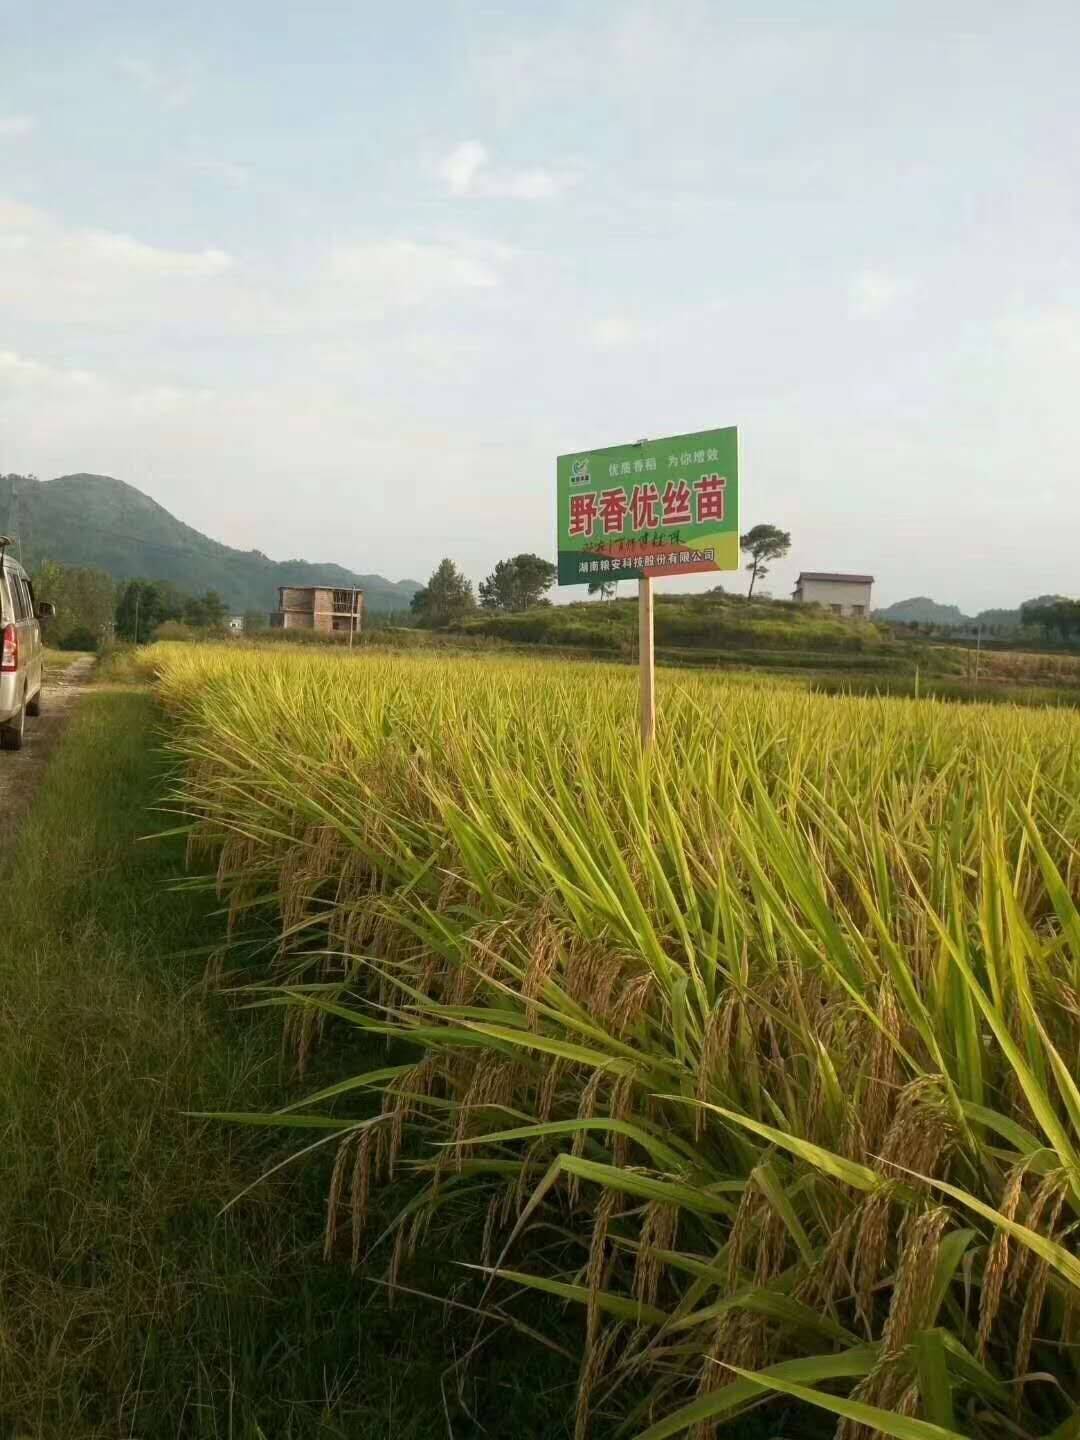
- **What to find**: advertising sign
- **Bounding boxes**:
[556,426,739,587]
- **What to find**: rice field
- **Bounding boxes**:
[152,641,1080,1439]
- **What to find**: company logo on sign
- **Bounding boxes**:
[569,459,590,486]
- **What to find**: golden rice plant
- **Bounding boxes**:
[153,641,1080,1439]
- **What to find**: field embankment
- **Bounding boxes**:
[149,641,1080,1440]
[449,593,920,672]
[158,594,1080,706]
[420,594,1080,702]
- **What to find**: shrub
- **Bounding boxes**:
[57,625,100,652]
[151,620,200,643]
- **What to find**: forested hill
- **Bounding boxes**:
[875,594,1069,631]
[0,473,421,613]
[874,596,971,626]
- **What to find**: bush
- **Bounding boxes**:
[454,595,896,657]
[57,625,100,652]
[151,620,201,643]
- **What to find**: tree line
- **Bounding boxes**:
[31,562,238,648]
[887,599,1080,644]
[410,553,557,626]
[1021,597,1080,643]
[407,527,797,628]
[114,579,237,640]
[30,516,862,648]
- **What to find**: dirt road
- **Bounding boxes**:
[0,656,95,816]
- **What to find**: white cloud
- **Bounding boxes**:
[0,115,36,138]
[81,229,233,277]
[0,350,50,378]
[849,268,902,318]
[495,168,565,200]
[330,238,501,305]
[0,198,41,227]
[0,350,107,430]
[0,197,239,335]
[440,142,489,196]
[438,140,578,200]
[188,158,252,187]
[115,56,192,109]
[588,315,642,350]
[0,194,508,352]
[0,350,215,407]
[470,31,591,121]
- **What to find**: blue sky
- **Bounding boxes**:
[2,1,1077,608]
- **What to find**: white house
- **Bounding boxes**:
[227,614,245,633]
[792,572,874,617]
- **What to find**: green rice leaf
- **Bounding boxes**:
[631,1346,879,1439]
[724,1362,968,1439]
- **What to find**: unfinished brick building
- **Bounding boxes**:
[271,586,364,636]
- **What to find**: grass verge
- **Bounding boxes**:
[43,647,93,671]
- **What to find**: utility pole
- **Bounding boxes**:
[134,588,140,645]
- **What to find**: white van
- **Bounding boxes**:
[0,550,54,750]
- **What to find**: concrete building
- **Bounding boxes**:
[227,614,244,633]
[792,572,874,617]
[271,585,364,636]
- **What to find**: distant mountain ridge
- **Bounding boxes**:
[876,596,970,626]
[875,594,1068,629]
[0,473,421,614]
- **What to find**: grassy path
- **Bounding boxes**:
[0,687,585,1438]
[0,656,96,819]
[0,687,334,1436]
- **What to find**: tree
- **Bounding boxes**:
[32,561,116,648]
[410,559,476,628]
[478,554,557,612]
[203,590,227,627]
[115,580,229,640]
[1022,597,1080,644]
[478,560,514,611]
[740,524,791,598]
[115,580,172,642]
[588,580,616,601]
[154,581,187,624]
[183,589,228,629]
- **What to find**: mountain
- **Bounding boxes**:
[0,473,422,614]
[874,596,972,626]
[972,607,1022,630]
[875,593,1071,631]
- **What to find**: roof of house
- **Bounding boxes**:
[795,572,875,585]
[277,584,364,594]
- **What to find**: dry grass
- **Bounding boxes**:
[975,645,1080,685]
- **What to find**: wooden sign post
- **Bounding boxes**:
[639,574,655,748]
[556,425,739,752]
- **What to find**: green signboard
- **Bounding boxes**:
[556,426,739,587]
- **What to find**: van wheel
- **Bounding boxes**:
[1,698,26,750]
[27,687,41,717]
